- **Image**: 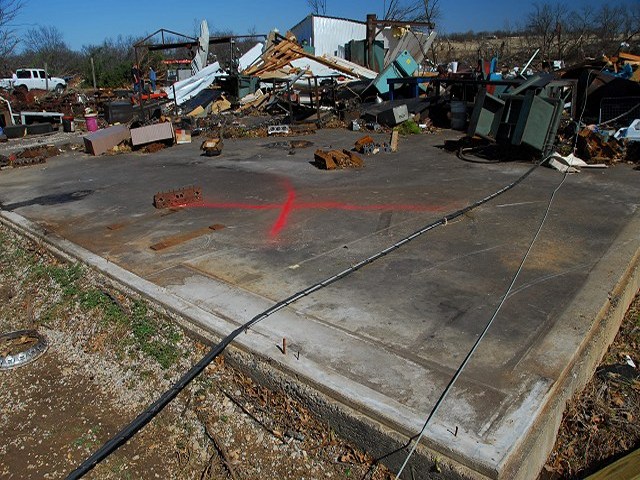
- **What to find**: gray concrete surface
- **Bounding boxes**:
[1,129,639,479]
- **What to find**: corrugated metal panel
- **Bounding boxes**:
[290,16,313,50]
[130,122,174,147]
[312,16,366,58]
[381,29,437,67]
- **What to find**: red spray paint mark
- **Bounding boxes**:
[187,182,453,236]
[270,182,296,236]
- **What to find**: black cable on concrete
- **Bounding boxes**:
[395,163,568,478]
[66,163,539,480]
[395,67,598,479]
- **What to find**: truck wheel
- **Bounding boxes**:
[15,84,28,93]
[55,84,65,94]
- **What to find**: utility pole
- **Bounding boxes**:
[90,57,97,89]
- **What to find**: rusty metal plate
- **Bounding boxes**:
[153,186,202,209]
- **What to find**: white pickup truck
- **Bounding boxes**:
[0,68,67,93]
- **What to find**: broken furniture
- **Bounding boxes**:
[130,122,174,148]
[19,111,64,125]
[83,124,131,156]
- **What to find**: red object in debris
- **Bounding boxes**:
[132,92,169,104]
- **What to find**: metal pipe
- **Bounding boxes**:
[0,96,15,125]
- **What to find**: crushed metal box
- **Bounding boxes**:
[376,104,409,127]
[83,124,131,156]
[130,122,174,147]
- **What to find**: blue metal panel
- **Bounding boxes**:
[373,50,421,95]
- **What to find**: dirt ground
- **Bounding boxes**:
[1,218,639,480]
[541,293,640,478]
[0,223,393,480]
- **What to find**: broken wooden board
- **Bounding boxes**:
[390,130,399,152]
[150,224,225,251]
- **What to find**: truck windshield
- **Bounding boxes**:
[16,71,32,79]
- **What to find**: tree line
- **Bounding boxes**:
[1,0,639,89]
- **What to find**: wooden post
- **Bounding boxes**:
[90,57,97,89]
[366,14,377,71]
[44,63,49,91]
[315,77,320,123]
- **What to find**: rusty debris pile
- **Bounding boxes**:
[1,14,639,171]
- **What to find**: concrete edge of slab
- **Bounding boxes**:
[502,212,640,479]
[0,210,487,479]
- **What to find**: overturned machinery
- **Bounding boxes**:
[467,74,577,155]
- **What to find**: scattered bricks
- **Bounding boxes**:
[341,149,364,168]
[354,135,375,153]
[313,149,364,170]
[314,149,337,170]
[153,186,202,209]
[16,145,60,160]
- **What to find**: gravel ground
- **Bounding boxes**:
[0,222,393,480]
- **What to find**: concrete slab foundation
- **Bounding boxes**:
[1,130,638,478]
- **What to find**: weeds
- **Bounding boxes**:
[396,120,421,136]
[1,224,184,370]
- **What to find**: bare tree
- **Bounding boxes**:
[0,0,23,58]
[526,2,570,60]
[22,25,79,74]
[384,0,440,27]
[307,0,327,15]
[621,2,640,47]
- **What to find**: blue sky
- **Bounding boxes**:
[13,0,610,51]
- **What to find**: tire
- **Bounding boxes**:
[54,84,65,94]
[15,84,28,93]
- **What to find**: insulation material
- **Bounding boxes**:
[165,61,222,105]
[191,20,210,75]
[238,43,265,72]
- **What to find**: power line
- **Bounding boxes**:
[395,156,568,478]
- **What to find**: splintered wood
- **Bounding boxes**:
[150,225,225,251]
[243,34,370,79]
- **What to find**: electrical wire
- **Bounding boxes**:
[596,102,639,128]
[66,163,539,479]
[395,158,568,478]
[395,61,598,480]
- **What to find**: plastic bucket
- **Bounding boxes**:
[62,116,75,133]
[450,100,467,131]
[85,114,98,132]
